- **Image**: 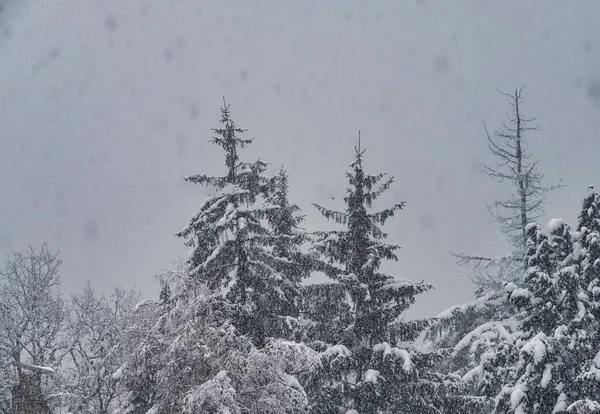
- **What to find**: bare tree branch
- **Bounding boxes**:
[457,86,563,293]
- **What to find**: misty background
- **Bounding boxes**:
[0,1,598,318]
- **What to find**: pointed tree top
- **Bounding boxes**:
[216,97,231,130]
[354,130,366,167]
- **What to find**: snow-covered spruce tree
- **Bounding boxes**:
[117,102,320,413]
[431,221,572,405]
[455,222,571,411]
[176,100,302,347]
[305,137,477,414]
[494,201,600,413]
[453,191,600,413]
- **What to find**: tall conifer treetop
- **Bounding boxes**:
[176,100,311,346]
[306,133,471,413]
[311,133,427,347]
[176,99,272,295]
[578,189,600,236]
[212,97,253,183]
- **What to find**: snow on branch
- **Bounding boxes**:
[312,203,348,224]
[19,363,54,375]
[451,252,519,268]
[369,203,406,225]
[372,342,413,372]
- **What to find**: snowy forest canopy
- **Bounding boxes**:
[2,92,600,414]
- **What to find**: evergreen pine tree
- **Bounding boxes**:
[305,135,466,413]
[176,100,305,346]
[176,99,268,293]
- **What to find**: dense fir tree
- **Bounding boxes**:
[176,100,305,346]
[494,200,600,413]
[310,137,412,346]
[266,167,305,262]
[305,136,479,414]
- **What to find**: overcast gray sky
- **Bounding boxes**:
[1,1,599,318]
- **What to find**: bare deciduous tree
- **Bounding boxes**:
[454,86,563,293]
[0,243,67,414]
[58,282,138,414]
